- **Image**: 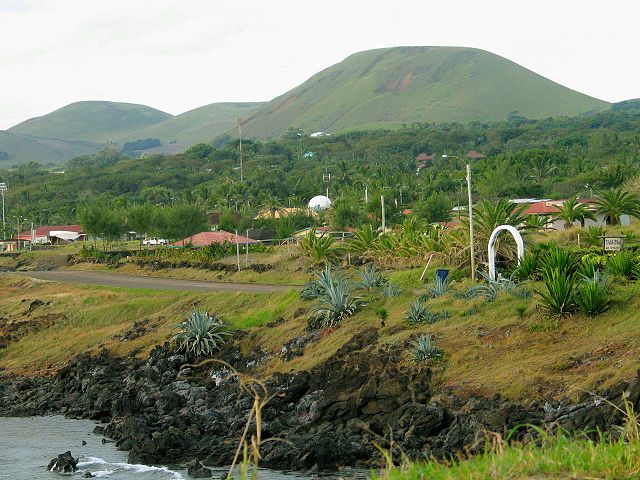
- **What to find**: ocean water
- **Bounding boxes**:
[0,416,317,480]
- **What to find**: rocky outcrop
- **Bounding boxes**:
[2,330,639,471]
[46,451,78,473]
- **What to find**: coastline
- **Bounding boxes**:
[1,329,638,472]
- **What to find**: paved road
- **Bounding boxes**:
[18,270,299,293]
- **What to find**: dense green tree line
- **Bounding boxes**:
[1,108,640,233]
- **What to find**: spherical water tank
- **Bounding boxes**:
[308,195,332,211]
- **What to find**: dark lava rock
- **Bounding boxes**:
[187,459,212,478]
[46,451,77,473]
[4,334,640,472]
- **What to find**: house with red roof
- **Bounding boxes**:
[519,198,630,230]
[170,230,258,247]
[467,150,486,159]
[415,153,435,173]
[16,225,85,244]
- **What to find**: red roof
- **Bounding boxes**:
[17,225,83,241]
[170,230,258,247]
[415,153,435,162]
[467,150,486,159]
[522,201,560,215]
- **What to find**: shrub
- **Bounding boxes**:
[575,272,611,316]
[540,247,579,279]
[299,228,340,264]
[172,310,230,357]
[607,251,637,280]
[412,334,442,362]
[513,251,541,281]
[537,267,577,316]
[579,253,605,278]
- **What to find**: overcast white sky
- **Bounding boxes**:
[1,0,638,129]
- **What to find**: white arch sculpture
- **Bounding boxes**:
[488,225,525,281]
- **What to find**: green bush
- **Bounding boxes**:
[538,267,578,316]
[606,251,637,280]
[575,272,611,316]
[420,274,451,300]
[172,310,230,357]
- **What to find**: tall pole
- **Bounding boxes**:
[30,222,34,252]
[237,117,243,183]
[466,163,476,281]
[235,230,241,271]
[0,183,7,240]
[381,195,386,232]
[365,185,368,204]
[245,229,249,267]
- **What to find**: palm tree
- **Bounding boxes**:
[595,188,640,225]
[554,197,596,229]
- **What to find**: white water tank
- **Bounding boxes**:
[308,195,332,211]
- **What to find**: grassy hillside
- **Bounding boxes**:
[8,101,172,143]
[242,46,610,138]
[120,102,264,149]
[0,130,102,166]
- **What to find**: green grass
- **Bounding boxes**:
[243,46,609,138]
[0,130,100,166]
[118,102,264,148]
[8,101,171,143]
[384,433,640,479]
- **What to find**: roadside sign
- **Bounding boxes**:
[602,236,624,252]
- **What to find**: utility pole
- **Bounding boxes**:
[365,185,368,204]
[0,183,7,239]
[466,163,476,281]
[245,229,250,267]
[381,195,386,232]
[442,155,476,281]
[237,117,244,183]
[235,230,241,271]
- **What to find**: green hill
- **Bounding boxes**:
[242,46,610,138]
[0,130,102,166]
[8,101,172,143]
[120,102,264,149]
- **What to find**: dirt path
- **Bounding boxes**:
[17,270,299,293]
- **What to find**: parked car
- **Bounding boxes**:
[142,237,168,246]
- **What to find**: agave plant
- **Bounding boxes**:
[380,282,402,298]
[412,334,442,362]
[172,310,230,357]
[420,274,451,300]
[406,299,429,325]
[463,272,528,302]
[357,264,387,290]
[575,271,611,316]
[307,265,362,328]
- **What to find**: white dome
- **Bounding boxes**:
[308,195,332,211]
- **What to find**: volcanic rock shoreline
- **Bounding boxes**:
[0,329,637,471]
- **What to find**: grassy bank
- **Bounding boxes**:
[2,267,640,402]
[385,433,640,479]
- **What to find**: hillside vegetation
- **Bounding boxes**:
[118,102,264,149]
[0,130,101,167]
[242,46,610,138]
[8,101,172,143]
